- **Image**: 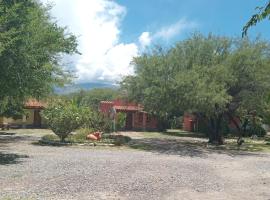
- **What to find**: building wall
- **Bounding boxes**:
[183,113,197,132]
[100,100,158,131]
[0,109,46,128]
[132,112,157,131]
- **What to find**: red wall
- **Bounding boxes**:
[183,113,197,132]
[99,100,158,130]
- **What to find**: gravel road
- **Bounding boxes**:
[0,131,270,200]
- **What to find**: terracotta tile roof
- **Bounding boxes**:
[114,105,143,112]
[100,101,114,104]
[24,99,46,109]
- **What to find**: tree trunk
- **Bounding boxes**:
[227,112,244,145]
[208,115,224,145]
[60,135,65,143]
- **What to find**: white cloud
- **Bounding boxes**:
[139,32,152,49]
[138,19,198,49]
[41,0,197,83]
[42,0,138,83]
[154,18,197,40]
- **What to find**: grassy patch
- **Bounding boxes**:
[137,130,206,139]
[127,130,270,153]
[40,131,131,146]
[221,137,270,152]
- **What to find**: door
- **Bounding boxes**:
[125,112,133,130]
[33,110,42,128]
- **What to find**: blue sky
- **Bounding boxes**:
[41,0,269,84]
[118,0,270,43]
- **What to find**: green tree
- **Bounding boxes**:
[0,0,78,116]
[121,34,270,144]
[243,1,270,36]
[41,99,89,142]
[68,88,119,110]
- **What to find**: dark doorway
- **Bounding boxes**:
[125,112,133,130]
[33,110,41,128]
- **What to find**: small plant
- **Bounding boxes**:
[41,99,90,142]
[73,128,94,142]
[83,111,112,133]
[116,112,126,131]
[244,115,266,137]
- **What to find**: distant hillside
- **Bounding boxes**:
[54,82,117,94]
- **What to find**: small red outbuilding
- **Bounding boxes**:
[99,99,158,131]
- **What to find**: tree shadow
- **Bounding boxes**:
[0,131,16,136]
[162,130,206,138]
[0,152,29,165]
[127,138,266,158]
[0,135,39,144]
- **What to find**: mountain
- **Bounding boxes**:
[54,82,117,94]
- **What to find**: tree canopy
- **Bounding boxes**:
[0,0,78,116]
[121,34,270,144]
[243,1,270,36]
[67,88,120,110]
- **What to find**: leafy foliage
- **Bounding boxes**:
[82,111,112,133]
[67,88,119,110]
[243,1,270,36]
[243,115,267,137]
[41,100,89,141]
[121,34,270,144]
[116,112,126,130]
[0,0,78,116]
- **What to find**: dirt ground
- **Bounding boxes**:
[0,129,270,200]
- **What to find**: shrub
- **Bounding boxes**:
[246,124,266,137]
[244,115,267,137]
[83,111,112,133]
[170,116,183,129]
[72,128,94,142]
[41,100,90,142]
[116,112,126,131]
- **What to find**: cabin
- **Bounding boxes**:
[99,99,158,131]
[0,99,46,129]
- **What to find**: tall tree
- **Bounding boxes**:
[67,88,120,110]
[243,1,270,36]
[121,34,270,144]
[0,0,78,116]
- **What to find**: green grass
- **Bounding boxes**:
[221,137,270,152]
[132,130,270,153]
[40,131,131,146]
[137,130,206,139]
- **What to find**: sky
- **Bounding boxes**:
[41,0,270,84]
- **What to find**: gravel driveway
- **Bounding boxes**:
[0,130,270,200]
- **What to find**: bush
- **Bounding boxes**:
[41,100,90,142]
[116,112,126,131]
[170,116,183,129]
[72,128,94,142]
[245,124,266,137]
[243,115,267,137]
[83,111,112,133]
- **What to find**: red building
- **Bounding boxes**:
[183,112,241,133]
[183,113,198,132]
[99,99,158,131]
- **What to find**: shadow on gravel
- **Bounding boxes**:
[0,131,16,136]
[0,152,29,165]
[0,135,39,144]
[127,138,265,158]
